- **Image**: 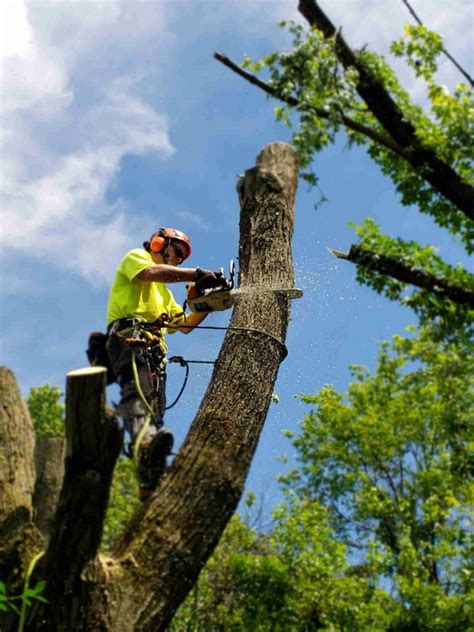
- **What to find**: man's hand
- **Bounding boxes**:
[194,268,225,292]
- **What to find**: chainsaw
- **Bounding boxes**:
[186,261,236,313]
[186,260,303,313]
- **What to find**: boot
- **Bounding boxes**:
[138,428,174,501]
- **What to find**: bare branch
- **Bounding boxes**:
[328,246,474,308]
[401,0,474,86]
[214,51,410,158]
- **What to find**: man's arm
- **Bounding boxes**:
[136,265,197,284]
[170,311,209,334]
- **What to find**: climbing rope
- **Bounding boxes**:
[131,349,155,473]
[166,323,288,359]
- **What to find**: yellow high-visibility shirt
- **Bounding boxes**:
[106,249,184,352]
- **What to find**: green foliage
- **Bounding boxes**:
[242,18,474,339]
[243,21,473,248]
[172,328,473,631]
[280,327,473,631]
[0,579,48,616]
[391,25,444,81]
[243,22,360,183]
[27,384,65,438]
[1,550,48,632]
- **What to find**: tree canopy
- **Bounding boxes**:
[216,0,473,339]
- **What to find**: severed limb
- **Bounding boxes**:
[328,245,474,308]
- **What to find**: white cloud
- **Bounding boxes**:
[1,0,471,289]
[0,1,70,114]
[0,0,173,285]
[319,0,473,99]
[173,209,212,232]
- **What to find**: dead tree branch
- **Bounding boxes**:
[214,51,408,157]
[328,245,474,307]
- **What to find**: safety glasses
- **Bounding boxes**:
[170,242,184,261]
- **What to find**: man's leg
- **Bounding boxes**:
[138,359,174,497]
[107,334,174,499]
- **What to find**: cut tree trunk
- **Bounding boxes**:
[29,367,122,631]
[1,142,298,632]
[106,142,298,631]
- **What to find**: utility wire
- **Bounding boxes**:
[401,0,474,86]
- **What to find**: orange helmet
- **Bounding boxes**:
[149,227,192,261]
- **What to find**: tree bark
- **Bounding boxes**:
[0,367,36,526]
[0,368,44,629]
[104,142,298,631]
[33,437,65,540]
[28,367,122,632]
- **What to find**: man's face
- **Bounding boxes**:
[163,241,184,266]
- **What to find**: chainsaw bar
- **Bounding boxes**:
[187,288,303,313]
[231,287,303,300]
[187,258,303,313]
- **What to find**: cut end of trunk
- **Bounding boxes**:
[327,247,349,259]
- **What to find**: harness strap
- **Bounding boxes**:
[107,318,137,334]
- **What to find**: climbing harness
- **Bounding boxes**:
[116,318,214,471]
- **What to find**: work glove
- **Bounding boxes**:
[194,268,225,292]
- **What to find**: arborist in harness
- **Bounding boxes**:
[106,227,223,501]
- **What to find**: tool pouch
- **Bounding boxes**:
[86,331,117,385]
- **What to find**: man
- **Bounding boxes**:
[106,227,222,501]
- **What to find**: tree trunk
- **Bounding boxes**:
[29,367,122,631]
[0,367,36,525]
[106,142,298,631]
[0,368,44,629]
[1,142,298,632]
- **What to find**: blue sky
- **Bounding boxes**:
[1,0,472,511]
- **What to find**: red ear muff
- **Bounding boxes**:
[150,234,166,253]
